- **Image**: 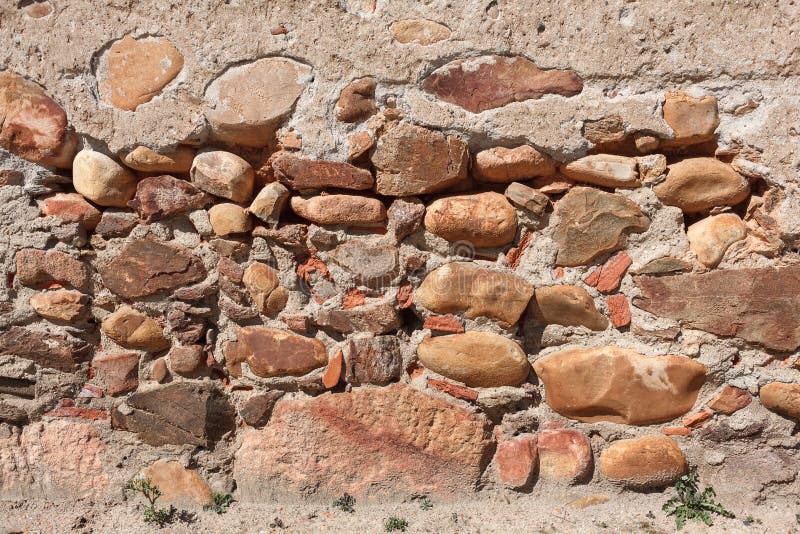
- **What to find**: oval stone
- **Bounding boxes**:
[654,158,750,213]
[599,435,687,489]
[291,194,386,225]
[760,382,800,421]
[424,191,517,248]
[561,154,640,188]
[237,326,327,378]
[72,149,138,207]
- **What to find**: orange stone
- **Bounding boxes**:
[496,434,538,489]
[682,410,713,429]
[707,386,752,415]
[606,293,631,328]
[423,314,465,333]
[322,350,344,389]
[427,378,478,401]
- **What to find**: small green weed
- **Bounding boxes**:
[333,492,356,513]
[204,491,234,514]
[412,495,432,510]
[662,467,734,529]
[384,516,409,532]
[126,476,173,526]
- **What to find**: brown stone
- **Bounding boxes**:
[390,18,451,44]
[190,150,255,202]
[208,203,252,236]
[417,331,530,387]
[504,182,549,216]
[387,196,425,241]
[633,265,800,352]
[99,238,207,298]
[532,285,608,331]
[168,345,205,376]
[141,461,213,507]
[248,181,290,227]
[345,335,402,386]
[239,391,285,427]
[316,301,402,334]
[327,240,399,289]
[290,194,386,225]
[583,115,627,151]
[128,174,211,222]
[561,155,640,188]
[599,435,687,489]
[421,55,582,113]
[233,384,494,500]
[533,346,706,425]
[423,314,465,333]
[632,257,691,275]
[760,382,800,421]
[101,305,170,351]
[95,210,137,238]
[121,145,195,173]
[537,429,593,483]
[708,386,752,415]
[273,155,374,191]
[29,290,87,322]
[335,77,377,123]
[0,326,88,372]
[15,248,92,291]
[39,193,101,230]
[237,326,327,378]
[474,145,556,182]
[242,262,286,314]
[424,191,517,248]
[322,350,344,388]
[687,213,747,267]
[552,186,650,266]
[605,293,631,328]
[371,122,468,196]
[416,262,533,325]
[150,357,168,382]
[91,352,140,396]
[654,158,750,213]
[661,92,719,147]
[496,434,537,489]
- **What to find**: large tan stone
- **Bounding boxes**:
[390,18,451,44]
[760,382,800,421]
[533,346,705,425]
[474,145,556,182]
[141,460,213,507]
[290,194,386,225]
[561,154,640,188]
[415,262,533,325]
[242,262,287,314]
[236,326,327,378]
[101,305,170,351]
[424,191,517,248]
[537,429,593,483]
[121,145,195,173]
[654,158,750,213]
[29,290,87,322]
[686,213,747,267]
[532,285,608,331]
[661,92,719,147]
[72,149,138,207]
[417,331,530,387]
[599,435,687,489]
[190,150,254,202]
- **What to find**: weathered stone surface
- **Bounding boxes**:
[504,182,549,216]
[760,382,800,421]
[99,238,207,298]
[583,115,627,151]
[348,130,375,161]
[113,382,234,447]
[205,57,311,146]
[424,191,517,248]
[335,77,377,123]
[708,386,752,415]
[532,285,608,331]
[422,55,582,113]
[98,35,183,111]
[95,210,137,238]
[605,293,631,328]
[661,92,719,147]
[242,262,287,314]
[290,194,386,225]
[237,326,327,378]
[654,158,750,213]
[561,155,640,188]
[0,326,89,372]
[141,461,213,507]
[415,262,533,325]
[29,290,87,322]
[474,145,556,183]
[233,384,494,499]
[101,305,169,351]
[390,18,451,44]
[128,174,211,222]
[387,196,425,241]
[537,429,593,483]
[15,248,92,291]
[249,181,290,227]
[599,435,687,489]
[208,203,252,236]
[496,434,537,489]
[687,213,747,267]
[273,155,374,190]
[72,149,138,207]
[328,241,399,289]
[121,145,195,173]
[552,186,650,266]
[634,265,800,352]
[40,193,101,230]
[371,122,468,196]
[0,71,76,167]
[533,346,705,424]
[168,344,204,376]
[417,331,530,387]
[91,352,140,396]
[345,335,402,386]
[632,257,691,275]
[190,150,255,202]
[239,391,285,427]
[316,301,402,334]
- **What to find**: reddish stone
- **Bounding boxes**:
[427,378,478,401]
[44,404,108,421]
[345,336,402,386]
[387,197,425,242]
[585,252,631,293]
[218,256,245,283]
[423,314,465,333]
[15,249,91,292]
[273,155,374,190]
[77,383,104,399]
[506,231,532,270]
[662,426,691,436]
[335,77,377,123]
[40,193,101,230]
[496,434,538,489]
[322,350,344,389]
[128,175,212,222]
[708,386,752,415]
[280,313,310,333]
[682,410,713,429]
[584,269,601,286]
[150,358,168,382]
[253,224,308,249]
[95,211,137,238]
[237,326,328,378]
[91,353,140,396]
[239,391,285,427]
[316,301,402,335]
[0,326,89,372]
[169,345,205,376]
[606,293,631,328]
[554,267,565,279]
[342,288,367,309]
[396,280,414,309]
[537,429,593,482]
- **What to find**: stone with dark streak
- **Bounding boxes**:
[128,175,212,222]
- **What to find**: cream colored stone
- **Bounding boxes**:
[208,203,252,236]
[101,305,170,351]
[561,154,640,188]
[243,262,286,314]
[121,145,195,173]
[72,149,137,207]
[29,290,87,322]
[249,182,290,227]
[190,150,254,202]
[391,19,451,45]
[474,145,556,182]
[599,435,687,489]
[687,213,747,267]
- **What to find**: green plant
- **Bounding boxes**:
[126,476,173,525]
[418,495,433,511]
[743,515,762,526]
[662,467,734,529]
[204,491,234,514]
[333,492,356,513]
[384,516,409,532]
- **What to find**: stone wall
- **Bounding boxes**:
[1,0,799,515]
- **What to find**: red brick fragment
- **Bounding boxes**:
[45,400,108,421]
[342,288,367,309]
[322,350,344,389]
[506,231,532,270]
[682,410,713,429]
[606,293,631,328]
[662,426,691,436]
[707,386,752,415]
[585,252,631,293]
[427,377,478,401]
[396,280,414,309]
[423,314,465,333]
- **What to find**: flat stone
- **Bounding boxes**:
[421,55,582,113]
[208,203,252,236]
[427,377,478,401]
[371,122,468,196]
[423,314,465,333]
[98,35,183,111]
[91,352,140,396]
[585,251,632,293]
[141,460,213,507]
[390,18,451,44]
[242,262,287,314]
[759,382,800,421]
[99,238,207,298]
[101,305,170,351]
[415,262,533,325]
[316,301,402,334]
[273,155,374,191]
[72,149,138,207]
[239,390,285,427]
[654,158,750,213]
[561,154,640,188]
[424,191,517,248]
[474,145,556,183]
[605,293,631,328]
[190,150,255,202]
[504,182,549,216]
[0,71,76,167]
[661,91,719,147]
[39,193,101,230]
[599,435,687,489]
[335,77,377,122]
[348,130,375,161]
[632,257,691,275]
[327,241,399,289]
[0,326,89,372]
[128,174,211,222]
[537,429,593,483]
[707,386,752,415]
[95,210,137,238]
[290,194,386,225]
[345,335,402,386]
[417,331,530,387]
[29,290,87,322]
[15,248,92,292]
[237,326,327,378]
[533,346,705,425]
[387,197,425,241]
[121,145,195,173]
[633,265,800,352]
[168,344,205,376]
[496,434,537,489]
[233,383,493,500]
[687,213,747,267]
[205,57,312,146]
[532,285,608,331]
[552,186,650,266]
[322,350,343,388]
[249,181,290,227]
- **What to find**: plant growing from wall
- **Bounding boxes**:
[333,492,356,513]
[204,491,234,514]
[662,467,734,529]
[126,476,173,525]
[384,516,409,532]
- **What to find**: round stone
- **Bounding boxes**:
[72,149,138,207]
[654,158,750,213]
[208,203,252,236]
[599,435,687,489]
[424,191,517,248]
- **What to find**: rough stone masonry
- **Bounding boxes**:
[1,0,799,525]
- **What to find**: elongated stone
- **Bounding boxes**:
[236,326,327,378]
[291,194,386,225]
[424,191,517,248]
[128,175,211,222]
[561,154,640,188]
[654,158,749,213]
[474,145,556,182]
[599,435,687,489]
[760,382,800,421]
[273,155,374,190]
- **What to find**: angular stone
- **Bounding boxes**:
[348,130,374,161]
[496,434,537,489]
[504,182,549,216]
[390,18,451,44]
[335,77,377,122]
[168,344,204,376]
[233,383,493,500]
[533,346,705,425]
[98,35,183,111]
[208,203,252,236]
[29,290,87,322]
[290,194,386,225]
[141,461,213,507]
[101,305,169,351]
[39,193,101,230]
[121,145,195,173]
[661,92,719,147]
[190,150,255,202]
[91,352,140,396]
[249,181,290,227]
[316,301,402,334]
[605,293,631,328]
[654,158,750,213]
[552,186,650,266]
[205,57,312,146]
[583,115,627,151]
[72,149,138,207]
[15,248,92,291]
[95,210,137,238]
[585,251,632,293]
[0,326,89,372]
[327,240,399,289]
[708,386,752,415]
[760,382,800,421]
[345,335,402,386]
[417,331,530,388]
[322,350,343,388]
[371,122,468,196]
[242,262,286,314]
[474,145,556,183]
[561,155,640,188]
[533,285,607,331]
[423,314,465,333]
[128,174,211,222]
[0,71,76,167]
[633,266,800,352]
[537,429,593,483]
[239,390,284,427]
[415,262,533,325]
[425,191,517,248]
[422,55,583,113]
[237,326,327,378]
[632,257,691,275]
[599,435,687,489]
[387,196,425,241]
[99,238,207,298]
[273,155,374,191]
[687,213,747,267]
